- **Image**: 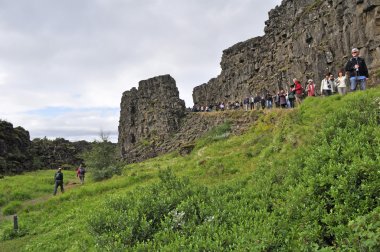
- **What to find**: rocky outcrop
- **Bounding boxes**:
[0,119,94,175]
[118,75,186,162]
[119,101,261,164]
[0,120,32,174]
[193,0,380,106]
[30,138,92,170]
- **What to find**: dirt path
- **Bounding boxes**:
[0,180,80,222]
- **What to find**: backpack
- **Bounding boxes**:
[55,172,63,180]
[288,90,295,99]
[79,167,85,175]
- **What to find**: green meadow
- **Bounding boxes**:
[1,88,379,251]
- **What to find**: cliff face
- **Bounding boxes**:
[0,119,93,175]
[0,120,32,174]
[30,138,92,170]
[193,0,380,106]
[118,74,263,164]
[118,75,186,162]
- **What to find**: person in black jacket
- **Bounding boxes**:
[53,167,64,195]
[345,48,369,91]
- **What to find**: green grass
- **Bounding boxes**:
[0,88,380,251]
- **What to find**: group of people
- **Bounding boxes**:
[192,48,369,111]
[53,164,86,196]
[320,48,369,96]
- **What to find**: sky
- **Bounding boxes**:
[0,0,282,142]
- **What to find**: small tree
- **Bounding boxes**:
[81,132,122,181]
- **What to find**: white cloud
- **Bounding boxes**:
[0,0,282,142]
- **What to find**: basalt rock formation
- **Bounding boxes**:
[0,119,93,175]
[118,74,263,163]
[118,75,186,163]
[193,0,380,106]
[30,138,92,170]
[0,120,32,174]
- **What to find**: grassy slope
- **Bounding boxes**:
[0,88,379,251]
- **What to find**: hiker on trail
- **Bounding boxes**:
[77,164,86,185]
[53,167,64,195]
[345,48,369,91]
[306,79,316,97]
[321,73,333,96]
[335,70,347,95]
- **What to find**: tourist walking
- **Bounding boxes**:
[345,48,369,91]
[77,164,86,185]
[53,167,64,195]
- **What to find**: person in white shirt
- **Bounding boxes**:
[335,70,347,95]
[320,73,333,96]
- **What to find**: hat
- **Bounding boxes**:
[308,79,313,83]
[58,167,62,170]
[351,48,359,52]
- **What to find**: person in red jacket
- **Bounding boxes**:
[293,78,304,105]
[76,164,86,185]
[306,79,316,97]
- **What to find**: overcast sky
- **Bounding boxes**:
[0,0,281,142]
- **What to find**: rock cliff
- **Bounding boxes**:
[118,75,186,162]
[0,120,32,174]
[0,119,93,175]
[118,74,263,163]
[193,0,380,106]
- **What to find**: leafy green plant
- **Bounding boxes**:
[81,133,121,181]
[2,201,22,215]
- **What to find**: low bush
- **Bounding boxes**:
[2,201,22,216]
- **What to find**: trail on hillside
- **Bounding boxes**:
[0,181,81,221]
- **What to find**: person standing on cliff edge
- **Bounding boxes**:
[345,48,369,91]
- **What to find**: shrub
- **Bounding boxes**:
[89,169,212,250]
[81,134,121,181]
[2,201,22,215]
